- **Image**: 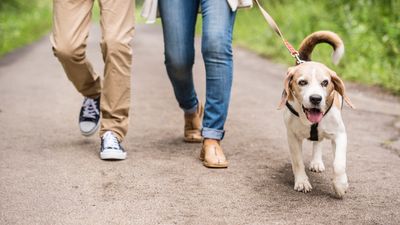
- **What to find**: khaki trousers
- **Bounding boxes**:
[51,0,135,141]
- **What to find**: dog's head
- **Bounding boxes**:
[278,31,355,123]
[278,62,355,123]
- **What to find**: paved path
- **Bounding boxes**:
[1,25,400,225]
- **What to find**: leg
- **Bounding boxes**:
[98,0,135,141]
[158,0,200,113]
[200,0,236,140]
[51,0,101,98]
[332,133,349,198]
[309,141,325,172]
[287,130,312,192]
[198,0,235,168]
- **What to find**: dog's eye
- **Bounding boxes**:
[321,80,329,87]
[298,80,308,86]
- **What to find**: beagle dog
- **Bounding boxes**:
[278,31,355,198]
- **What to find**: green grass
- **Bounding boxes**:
[0,1,145,58]
[0,1,140,57]
[233,0,400,94]
[0,0,52,57]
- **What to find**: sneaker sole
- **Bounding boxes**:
[100,151,127,160]
[80,121,100,137]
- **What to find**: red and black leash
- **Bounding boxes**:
[254,0,305,65]
[254,0,328,141]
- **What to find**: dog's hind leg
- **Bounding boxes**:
[287,130,312,193]
[331,132,349,198]
[309,141,325,172]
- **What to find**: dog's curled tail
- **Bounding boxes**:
[298,31,344,65]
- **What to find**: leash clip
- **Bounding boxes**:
[293,53,305,65]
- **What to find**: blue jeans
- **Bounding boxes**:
[159,0,236,140]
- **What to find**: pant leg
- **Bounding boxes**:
[97,0,135,141]
[200,0,236,140]
[158,0,200,113]
[51,0,101,99]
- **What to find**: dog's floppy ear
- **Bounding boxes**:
[278,67,295,109]
[330,71,355,109]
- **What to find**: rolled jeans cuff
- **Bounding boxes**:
[202,127,225,140]
[183,104,197,114]
[182,100,198,114]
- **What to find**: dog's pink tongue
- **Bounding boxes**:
[306,110,323,123]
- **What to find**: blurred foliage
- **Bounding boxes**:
[0,0,144,57]
[136,0,144,6]
[0,0,52,57]
[234,0,400,94]
[1,0,399,93]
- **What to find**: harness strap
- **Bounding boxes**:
[285,101,299,117]
[309,124,319,141]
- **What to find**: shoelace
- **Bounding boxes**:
[82,97,99,119]
[103,131,120,150]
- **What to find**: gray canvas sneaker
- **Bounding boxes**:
[100,131,127,160]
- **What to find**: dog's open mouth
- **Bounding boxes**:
[302,106,323,123]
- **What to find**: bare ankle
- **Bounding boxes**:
[203,138,220,145]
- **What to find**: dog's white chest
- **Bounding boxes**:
[284,107,344,141]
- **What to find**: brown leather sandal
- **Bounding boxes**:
[200,139,228,168]
[184,103,203,143]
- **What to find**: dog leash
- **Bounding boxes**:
[253,0,305,64]
[254,0,324,141]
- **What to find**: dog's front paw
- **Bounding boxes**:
[309,160,325,173]
[294,177,312,193]
[333,175,349,198]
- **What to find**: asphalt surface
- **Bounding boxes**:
[1,24,400,225]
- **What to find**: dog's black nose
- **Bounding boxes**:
[309,95,322,105]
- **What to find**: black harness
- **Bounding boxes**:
[285,101,334,141]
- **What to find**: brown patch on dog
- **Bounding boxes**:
[298,31,344,64]
[329,70,355,109]
[333,92,342,109]
[290,72,308,103]
[326,83,336,111]
[278,67,295,109]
